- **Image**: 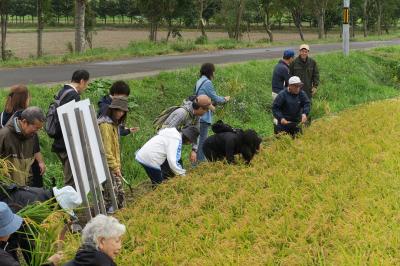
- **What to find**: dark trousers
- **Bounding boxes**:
[140,163,164,184]
[30,160,43,187]
[56,151,75,187]
[274,123,302,138]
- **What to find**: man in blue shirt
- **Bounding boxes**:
[272,76,310,137]
[271,49,295,100]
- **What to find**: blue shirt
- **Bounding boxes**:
[195,76,226,124]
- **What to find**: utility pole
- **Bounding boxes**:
[343,0,350,56]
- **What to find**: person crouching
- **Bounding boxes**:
[272,76,311,137]
[135,126,199,185]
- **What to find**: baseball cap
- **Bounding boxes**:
[283,49,295,58]
[288,76,304,85]
[299,44,310,51]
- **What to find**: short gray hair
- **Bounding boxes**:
[20,107,45,124]
[81,214,126,249]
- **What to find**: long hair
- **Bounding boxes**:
[106,107,127,125]
[4,85,30,113]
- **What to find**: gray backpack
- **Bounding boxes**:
[45,88,74,138]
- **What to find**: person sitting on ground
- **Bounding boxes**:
[98,96,130,209]
[64,214,126,266]
[0,85,46,187]
[272,76,311,137]
[202,121,262,164]
[158,95,211,164]
[0,184,82,265]
[135,126,200,185]
[0,202,63,266]
[97,80,139,136]
[0,107,45,186]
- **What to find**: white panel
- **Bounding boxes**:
[57,100,90,197]
[75,99,107,184]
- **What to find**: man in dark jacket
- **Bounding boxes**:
[272,49,295,100]
[0,107,45,186]
[272,76,311,137]
[289,44,320,99]
[52,70,90,187]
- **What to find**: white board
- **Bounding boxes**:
[57,99,106,197]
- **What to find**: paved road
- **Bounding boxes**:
[1,39,399,88]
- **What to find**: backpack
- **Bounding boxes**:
[45,88,74,138]
[153,79,209,131]
[153,105,192,131]
[211,120,240,134]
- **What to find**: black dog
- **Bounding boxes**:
[202,127,262,164]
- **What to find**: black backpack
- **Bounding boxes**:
[211,120,238,134]
[45,88,74,138]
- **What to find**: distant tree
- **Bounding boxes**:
[216,0,246,40]
[260,0,277,42]
[85,0,97,48]
[137,0,164,42]
[0,0,11,60]
[75,0,86,53]
[281,0,305,41]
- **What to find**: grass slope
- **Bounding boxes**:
[111,98,400,265]
[59,48,400,264]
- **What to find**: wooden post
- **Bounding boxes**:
[76,108,107,215]
[74,108,100,216]
[89,105,118,211]
[62,113,92,220]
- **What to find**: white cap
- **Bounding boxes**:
[53,186,82,216]
[288,76,304,85]
[299,44,310,51]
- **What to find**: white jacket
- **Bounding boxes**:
[135,128,185,176]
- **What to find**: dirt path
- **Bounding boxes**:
[7,29,335,58]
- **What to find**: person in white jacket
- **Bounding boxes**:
[135,126,199,184]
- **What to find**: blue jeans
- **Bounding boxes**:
[197,122,210,162]
[139,163,163,184]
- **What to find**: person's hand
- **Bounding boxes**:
[190,151,197,163]
[224,96,231,101]
[301,114,308,124]
[38,161,46,175]
[280,118,289,125]
[130,127,140,133]
[113,169,122,177]
[47,251,64,266]
[208,104,216,112]
[311,87,317,96]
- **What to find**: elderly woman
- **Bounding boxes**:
[65,214,126,266]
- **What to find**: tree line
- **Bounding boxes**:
[0,0,399,60]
